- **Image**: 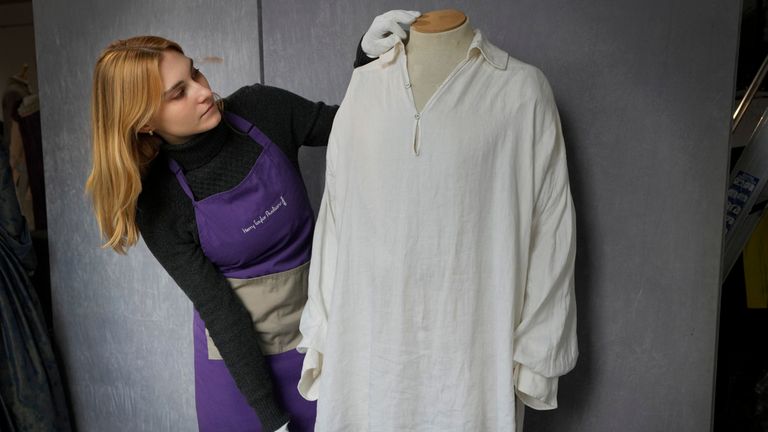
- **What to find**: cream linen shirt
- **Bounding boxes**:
[298,30,578,431]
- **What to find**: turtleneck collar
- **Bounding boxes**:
[160,118,231,171]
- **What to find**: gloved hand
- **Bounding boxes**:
[275,422,289,432]
[361,10,421,58]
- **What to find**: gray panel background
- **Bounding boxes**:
[33,0,739,430]
[262,1,739,432]
[33,1,261,430]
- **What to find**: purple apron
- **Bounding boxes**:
[168,111,316,431]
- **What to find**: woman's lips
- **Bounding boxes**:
[202,103,214,117]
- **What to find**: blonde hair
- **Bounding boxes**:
[86,36,183,254]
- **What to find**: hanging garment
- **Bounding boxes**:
[16,95,46,230]
[298,30,578,431]
[7,119,33,230]
[168,111,317,431]
[0,138,27,259]
[0,236,71,432]
[1,77,29,152]
[0,125,70,431]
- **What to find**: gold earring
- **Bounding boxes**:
[149,130,154,136]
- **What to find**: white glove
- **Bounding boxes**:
[275,422,289,432]
[361,10,421,58]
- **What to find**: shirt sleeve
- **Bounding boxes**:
[512,71,578,410]
[136,190,290,431]
[291,97,338,150]
[296,128,339,401]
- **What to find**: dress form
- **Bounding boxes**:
[406,9,474,112]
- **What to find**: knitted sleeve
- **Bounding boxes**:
[225,84,338,159]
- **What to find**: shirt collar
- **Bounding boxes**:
[466,30,509,70]
[380,29,508,70]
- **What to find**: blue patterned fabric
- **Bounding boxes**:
[0,128,71,431]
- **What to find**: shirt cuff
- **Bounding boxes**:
[297,347,323,401]
[514,364,559,410]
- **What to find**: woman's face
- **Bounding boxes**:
[150,49,221,145]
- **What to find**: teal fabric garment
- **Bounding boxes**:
[0,127,71,431]
[0,234,72,432]
[0,139,34,267]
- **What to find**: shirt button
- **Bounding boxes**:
[405,82,412,88]
[414,114,420,120]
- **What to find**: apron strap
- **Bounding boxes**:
[167,158,196,201]
[224,111,274,150]
[166,111,273,202]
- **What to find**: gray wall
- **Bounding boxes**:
[34,0,740,431]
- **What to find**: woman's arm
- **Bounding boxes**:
[226,84,338,156]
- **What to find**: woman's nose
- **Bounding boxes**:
[192,81,212,102]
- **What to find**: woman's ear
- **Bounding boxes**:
[138,124,154,134]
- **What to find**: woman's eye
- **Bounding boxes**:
[167,68,200,100]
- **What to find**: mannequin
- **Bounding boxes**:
[406,9,474,111]
[299,12,577,430]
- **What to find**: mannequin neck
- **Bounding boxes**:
[405,19,474,112]
[410,8,467,33]
[406,19,474,59]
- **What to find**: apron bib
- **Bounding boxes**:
[168,111,316,431]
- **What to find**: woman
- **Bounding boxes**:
[86,11,419,432]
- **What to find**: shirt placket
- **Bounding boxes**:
[400,48,474,157]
